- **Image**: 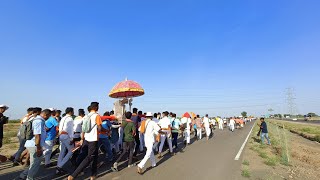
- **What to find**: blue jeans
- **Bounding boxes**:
[14,137,26,163]
[99,138,113,161]
[20,147,42,180]
[261,133,271,145]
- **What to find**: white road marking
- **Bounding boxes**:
[234,123,255,161]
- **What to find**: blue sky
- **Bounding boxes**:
[1,0,320,119]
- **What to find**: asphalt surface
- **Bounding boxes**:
[0,122,255,180]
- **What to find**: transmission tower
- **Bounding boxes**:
[285,88,296,116]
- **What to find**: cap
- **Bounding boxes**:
[48,108,56,112]
[146,112,153,117]
[0,104,9,110]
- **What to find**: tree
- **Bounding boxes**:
[241,111,248,117]
[307,112,318,117]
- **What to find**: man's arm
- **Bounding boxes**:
[96,115,102,132]
[35,134,42,157]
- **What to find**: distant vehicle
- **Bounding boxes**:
[292,118,298,121]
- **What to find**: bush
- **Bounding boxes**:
[241,168,251,178]
[9,120,21,123]
[259,151,268,159]
[242,160,250,166]
[265,157,277,166]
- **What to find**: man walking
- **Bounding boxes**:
[259,118,271,145]
[171,114,181,151]
[43,108,59,168]
[229,117,236,132]
[19,109,51,180]
[181,115,192,146]
[98,112,113,166]
[68,102,102,180]
[218,117,224,130]
[56,107,74,174]
[12,107,33,166]
[112,111,136,172]
[158,111,174,158]
[131,108,141,157]
[195,115,203,140]
[203,114,211,140]
[137,112,162,175]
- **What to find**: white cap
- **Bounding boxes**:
[145,112,153,117]
[48,108,56,112]
[0,104,9,110]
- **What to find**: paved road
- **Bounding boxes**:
[0,122,255,180]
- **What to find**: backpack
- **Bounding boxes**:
[140,120,150,134]
[82,113,97,133]
[20,117,41,140]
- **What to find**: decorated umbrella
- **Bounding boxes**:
[182,112,191,118]
[109,78,144,98]
[109,78,144,112]
[190,112,196,119]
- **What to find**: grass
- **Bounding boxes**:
[258,151,268,159]
[241,168,251,178]
[242,160,250,166]
[9,119,21,123]
[2,137,12,144]
[265,157,277,166]
[268,119,320,139]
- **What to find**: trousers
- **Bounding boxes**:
[14,137,26,163]
[72,141,98,177]
[19,147,42,180]
[197,128,202,140]
[159,133,173,154]
[57,138,74,168]
[43,140,54,165]
[184,130,191,144]
[115,141,134,165]
[138,143,156,169]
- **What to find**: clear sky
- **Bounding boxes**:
[1,0,320,119]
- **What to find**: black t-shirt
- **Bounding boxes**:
[0,113,4,139]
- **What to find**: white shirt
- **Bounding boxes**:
[158,117,171,129]
[25,116,46,148]
[229,119,236,126]
[143,119,161,145]
[203,117,210,128]
[181,117,192,130]
[84,112,100,142]
[73,116,84,139]
[152,118,159,124]
[59,115,74,141]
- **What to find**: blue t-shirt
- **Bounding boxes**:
[99,120,111,139]
[261,122,268,133]
[45,117,59,141]
[171,118,181,133]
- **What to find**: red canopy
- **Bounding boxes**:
[182,112,191,118]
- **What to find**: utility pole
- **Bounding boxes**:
[285,88,296,116]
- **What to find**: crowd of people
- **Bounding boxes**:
[0,103,254,180]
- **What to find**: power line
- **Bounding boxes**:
[285,87,297,115]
